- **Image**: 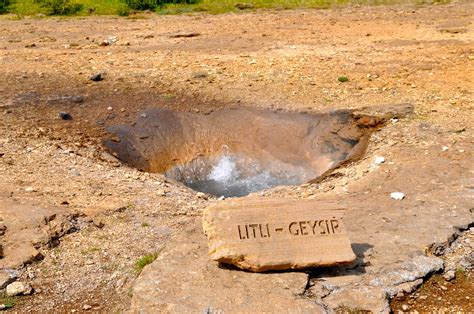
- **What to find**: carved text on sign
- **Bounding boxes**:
[237,219,341,240]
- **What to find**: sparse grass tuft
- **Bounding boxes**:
[338,76,349,82]
[0,292,16,309]
[135,252,159,272]
[81,246,101,255]
[455,267,465,277]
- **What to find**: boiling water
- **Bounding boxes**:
[167,155,302,198]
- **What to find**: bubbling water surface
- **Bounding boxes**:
[168,155,302,197]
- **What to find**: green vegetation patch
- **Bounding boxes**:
[338,76,349,82]
[1,0,453,16]
[135,252,159,273]
[0,292,17,309]
[0,0,9,14]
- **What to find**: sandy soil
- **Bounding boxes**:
[0,1,473,312]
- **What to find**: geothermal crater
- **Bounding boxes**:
[104,108,378,197]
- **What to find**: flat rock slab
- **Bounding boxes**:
[0,195,80,269]
[130,229,322,313]
[203,198,356,271]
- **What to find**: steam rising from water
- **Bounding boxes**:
[167,155,302,198]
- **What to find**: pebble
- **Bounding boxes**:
[83,304,92,310]
[442,146,449,151]
[195,192,208,200]
[107,106,113,111]
[25,187,36,192]
[440,285,448,291]
[90,73,104,82]
[402,304,409,311]
[59,112,73,120]
[390,192,405,200]
[100,36,118,46]
[443,270,455,281]
[374,156,385,165]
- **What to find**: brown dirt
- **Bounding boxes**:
[0,1,473,312]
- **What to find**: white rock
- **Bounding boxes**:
[374,156,385,165]
[6,281,32,296]
[442,146,449,151]
[390,192,405,200]
[195,192,207,200]
[402,304,409,311]
[107,106,113,111]
[443,270,455,281]
[25,187,36,192]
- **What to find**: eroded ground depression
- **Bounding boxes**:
[104,108,379,197]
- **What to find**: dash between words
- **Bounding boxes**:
[237,219,341,240]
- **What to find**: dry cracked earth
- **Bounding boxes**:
[0,1,473,313]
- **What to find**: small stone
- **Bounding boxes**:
[107,106,113,111]
[100,36,118,46]
[140,113,147,118]
[93,219,105,229]
[440,285,447,291]
[402,304,409,311]
[6,281,31,296]
[374,156,385,165]
[442,146,449,151]
[195,192,208,200]
[25,187,36,192]
[419,295,427,300]
[59,112,73,120]
[443,270,455,281]
[83,304,92,310]
[0,223,6,236]
[390,192,405,200]
[90,73,104,82]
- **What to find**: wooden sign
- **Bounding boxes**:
[202,198,356,272]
